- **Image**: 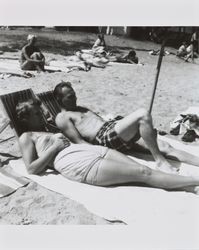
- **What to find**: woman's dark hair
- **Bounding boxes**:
[16,98,41,131]
[53,81,72,107]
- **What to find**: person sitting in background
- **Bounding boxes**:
[53,81,199,174]
[184,41,194,62]
[20,34,45,72]
[16,98,199,193]
[176,42,187,58]
[92,34,107,55]
[191,29,199,54]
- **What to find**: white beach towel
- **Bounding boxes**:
[0,165,29,198]
[9,136,199,228]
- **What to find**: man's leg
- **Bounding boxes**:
[20,60,36,70]
[114,108,176,173]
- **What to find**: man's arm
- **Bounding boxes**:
[55,112,89,144]
[22,46,43,63]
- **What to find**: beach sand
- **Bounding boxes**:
[0,28,199,224]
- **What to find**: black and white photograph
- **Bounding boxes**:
[1,0,199,249]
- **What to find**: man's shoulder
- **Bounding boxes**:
[56,110,71,119]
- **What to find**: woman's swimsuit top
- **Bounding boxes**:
[31,132,70,168]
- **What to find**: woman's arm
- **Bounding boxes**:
[19,133,63,175]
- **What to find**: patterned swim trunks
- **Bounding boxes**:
[93,116,140,152]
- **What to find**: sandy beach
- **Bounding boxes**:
[0,27,199,225]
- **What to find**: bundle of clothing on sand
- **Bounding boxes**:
[170,107,199,142]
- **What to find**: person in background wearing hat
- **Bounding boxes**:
[20,34,45,72]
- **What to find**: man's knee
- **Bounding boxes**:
[31,52,41,59]
[137,108,151,124]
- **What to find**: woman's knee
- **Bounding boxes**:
[136,165,152,181]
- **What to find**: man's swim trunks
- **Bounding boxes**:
[93,116,140,152]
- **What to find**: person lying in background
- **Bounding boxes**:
[113,49,139,64]
[20,34,45,72]
[75,51,109,68]
[16,99,199,193]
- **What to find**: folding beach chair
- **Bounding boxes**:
[37,90,61,119]
[0,89,60,138]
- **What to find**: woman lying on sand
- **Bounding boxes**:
[16,99,199,193]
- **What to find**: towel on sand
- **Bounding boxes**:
[0,164,29,198]
[9,136,199,226]
[0,59,35,78]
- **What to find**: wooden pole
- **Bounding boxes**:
[149,39,166,114]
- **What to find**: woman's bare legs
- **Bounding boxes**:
[114,108,175,173]
[94,149,199,192]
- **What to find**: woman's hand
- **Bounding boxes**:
[52,133,70,153]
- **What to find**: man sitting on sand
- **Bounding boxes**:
[20,34,45,71]
[53,81,199,174]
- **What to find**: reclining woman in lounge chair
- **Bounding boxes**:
[16,99,199,193]
[20,34,45,72]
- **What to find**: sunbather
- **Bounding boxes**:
[75,51,109,68]
[176,42,187,58]
[92,34,107,55]
[20,34,45,71]
[184,42,194,62]
[53,81,199,173]
[16,99,199,192]
[113,49,139,64]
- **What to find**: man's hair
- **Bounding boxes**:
[53,81,72,107]
[16,98,41,131]
[128,49,136,57]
